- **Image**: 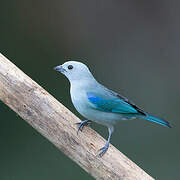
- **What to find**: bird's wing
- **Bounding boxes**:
[110,90,146,115]
[87,92,145,114]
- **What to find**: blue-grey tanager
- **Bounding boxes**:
[54,61,171,156]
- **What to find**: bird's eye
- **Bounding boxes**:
[68,65,73,70]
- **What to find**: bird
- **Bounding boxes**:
[54,61,171,156]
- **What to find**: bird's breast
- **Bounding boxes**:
[70,87,89,114]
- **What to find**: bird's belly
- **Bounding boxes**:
[82,108,135,125]
[72,99,135,126]
[71,90,136,126]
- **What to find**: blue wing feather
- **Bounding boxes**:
[87,92,138,114]
[87,92,171,128]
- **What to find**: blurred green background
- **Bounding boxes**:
[0,0,179,179]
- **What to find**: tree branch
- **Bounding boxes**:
[0,53,154,180]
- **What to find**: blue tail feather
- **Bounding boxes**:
[144,114,171,128]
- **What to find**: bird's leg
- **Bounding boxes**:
[99,126,114,157]
[75,120,91,134]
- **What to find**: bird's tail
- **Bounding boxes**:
[143,114,171,128]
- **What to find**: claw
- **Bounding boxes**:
[98,144,109,157]
[75,120,91,134]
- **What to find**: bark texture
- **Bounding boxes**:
[0,53,154,180]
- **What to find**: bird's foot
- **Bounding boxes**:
[75,120,91,134]
[98,143,109,157]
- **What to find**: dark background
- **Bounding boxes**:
[0,0,179,179]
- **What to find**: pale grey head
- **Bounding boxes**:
[54,61,94,82]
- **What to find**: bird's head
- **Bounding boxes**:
[54,61,94,82]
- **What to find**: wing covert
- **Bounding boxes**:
[87,92,139,114]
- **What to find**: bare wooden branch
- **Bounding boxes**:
[0,53,154,180]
